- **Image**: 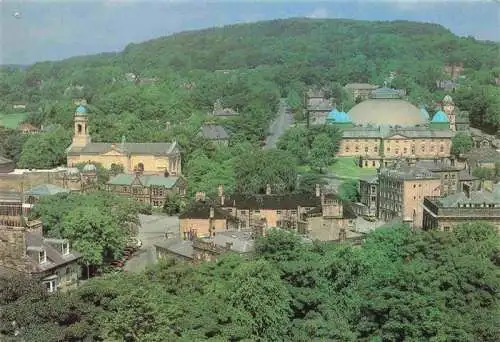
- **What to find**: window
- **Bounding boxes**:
[374,146,378,152]
[421,145,425,152]
[43,279,57,293]
[254,210,260,214]
[152,200,160,207]
[291,210,297,215]
[65,267,71,282]
[395,149,399,154]
[240,210,247,215]
[121,186,128,192]
[137,163,145,171]
[403,147,407,154]
[345,146,350,152]
[364,146,369,153]
[39,250,46,263]
[431,146,435,152]
[440,145,444,152]
[386,147,390,152]
[77,124,82,134]
[372,161,376,167]
[276,210,281,214]
[413,184,416,188]
[443,226,451,232]
[355,146,359,152]
[62,242,70,255]
[371,196,376,202]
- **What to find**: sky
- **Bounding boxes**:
[1,0,499,65]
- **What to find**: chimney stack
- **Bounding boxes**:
[209,207,214,219]
[265,184,271,195]
[315,184,321,197]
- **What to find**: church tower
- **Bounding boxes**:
[442,95,456,131]
[72,105,90,147]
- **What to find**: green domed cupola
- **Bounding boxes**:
[326,109,353,128]
[430,110,449,130]
[75,105,87,116]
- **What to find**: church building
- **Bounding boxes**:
[66,105,181,175]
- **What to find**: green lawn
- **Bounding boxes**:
[0,112,28,129]
[298,157,377,179]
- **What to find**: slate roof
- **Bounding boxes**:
[436,184,500,207]
[25,232,82,273]
[305,199,358,219]
[25,184,70,196]
[380,163,439,181]
[223,193,324,210]
[211,231,255,253]
[465,148,500,164]
[341,127,453,139]
[154,239,194,259]
[179,201,237,221]
[107,174,181,188]
[67,141,179,155]
[200,124,229,140]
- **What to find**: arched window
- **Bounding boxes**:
[77,124,82,134]
[137,163,144,172]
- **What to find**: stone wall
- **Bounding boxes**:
[0,226,27,273]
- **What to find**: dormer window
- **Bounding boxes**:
[39,250,47,263]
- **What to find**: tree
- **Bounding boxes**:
[276,125,310,164]
[296,172,327,196]
[309,133,334,173]
[473,167,495,181]
[338,179,359,202]
[234,148,298,194]
[17,127,71,169]
[162,192,186,216]
[451,131,473,156]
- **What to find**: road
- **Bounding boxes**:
[264,98,294,149]
[124,214,179,273]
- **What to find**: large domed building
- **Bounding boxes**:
[325,88,467,168]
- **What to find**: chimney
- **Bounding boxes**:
[464,184,471,199]
[217,184,224,197]
[209,207,214,219]
[265,184,271,195]
[315,184,321,197]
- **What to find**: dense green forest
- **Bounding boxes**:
[0,18,499,194]
[1,223,498,341]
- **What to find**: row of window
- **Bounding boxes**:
[346,145,446,154]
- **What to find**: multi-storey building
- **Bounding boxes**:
[106,172,186,208]
[378,164,441,228]
[358,175,378,217]
[0,193,81,293]
[422,183,500,232]
[327,91,457,168]
[304,88,334,125]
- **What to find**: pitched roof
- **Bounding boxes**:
[107,174,181,188]
[200,124,229,140]
[154,239,193,259]
[0,156,14,165]
[25,184,70,196]
[437,184,500,207]
[24,232,82,273]
[67,141,179,155]
[223,193,324,210]
[212,231,254,253]
[179,201,237,220]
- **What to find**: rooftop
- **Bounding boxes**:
[434,184,500,207]
[107,174,181,188]
[200,230,255,253]
[179,201,237,221]
[200,124,229,140]
[67,141,179,156]
[25,184,70,196]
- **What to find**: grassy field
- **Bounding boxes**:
[0,112,28,129]
[298,157,378,179]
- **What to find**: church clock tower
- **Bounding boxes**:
[72,105,90,147]
[442,95,456,132]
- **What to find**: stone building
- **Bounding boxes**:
[106,172,186,208]
[18,122,41,134]
[344,83,379,101]
[357,175,378,217]
[304,88,334,125]
[179,198,240,239]
[422,183,500,232]
[66,105,181,175]
[327,91,456,168]
[378,164,441,228]
[198,124,230,146]
[0,195,81,293]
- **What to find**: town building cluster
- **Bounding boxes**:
[1,79,499,293]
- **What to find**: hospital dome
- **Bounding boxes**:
[347,88,426,127]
